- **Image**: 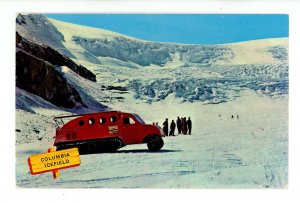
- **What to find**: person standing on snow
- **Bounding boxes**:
[170,120,176,136]
[187,117,192,135]
[176,116,181,134]
[182,117,187,135]
[163,118,168,136]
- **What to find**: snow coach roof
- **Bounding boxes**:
[53,111,121,120]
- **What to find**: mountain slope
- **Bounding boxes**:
[17,32,97,82]
[16,14,76,59]
[15,14,289,105]
[16,14,288,68]
[16,31,109,113]
[16,49,85,109]
[48,17,288,67]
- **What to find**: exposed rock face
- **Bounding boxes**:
[16,32,96,82]
[16,50,86,109]
[16,32,90,109]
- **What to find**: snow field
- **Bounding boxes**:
[16,90,288,188]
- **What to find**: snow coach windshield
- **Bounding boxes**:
[133,114,145,124]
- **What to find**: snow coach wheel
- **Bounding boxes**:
[147,136,164,152]
[87,143,98,154]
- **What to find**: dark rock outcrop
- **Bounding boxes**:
[17,32,96,82]
[16,50,86,109]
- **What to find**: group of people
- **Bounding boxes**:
[162,117,192,136]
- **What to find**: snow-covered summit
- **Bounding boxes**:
[221,38,288,65]
[49,17,287,66]
[50,19,288,66]
[17,14,288,67]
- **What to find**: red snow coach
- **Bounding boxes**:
[53,111,164,154]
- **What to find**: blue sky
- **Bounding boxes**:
[45,14,288,44]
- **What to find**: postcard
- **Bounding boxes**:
[15,13,288,188]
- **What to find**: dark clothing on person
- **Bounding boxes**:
[187,118,192,135]
[182,118,187,135]
[176,117,181,134]
[170,120,176,136]
[163,119,168,136]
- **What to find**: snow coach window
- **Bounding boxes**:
[99,117,106,124]
[133,114,145,124]
[79,120,84,126]
[124,118,130,124]
[88,118,95,125]
[123,117,135,125]
[110,116,117,123]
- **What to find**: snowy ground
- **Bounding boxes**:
[16,90,288,188]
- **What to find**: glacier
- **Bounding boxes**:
[16,14,288,107]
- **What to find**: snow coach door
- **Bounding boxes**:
[122,116,139,144]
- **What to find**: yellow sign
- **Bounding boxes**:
[28,148,80,178]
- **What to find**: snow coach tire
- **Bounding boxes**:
[87,143,98,154]
[147,135,164,152]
